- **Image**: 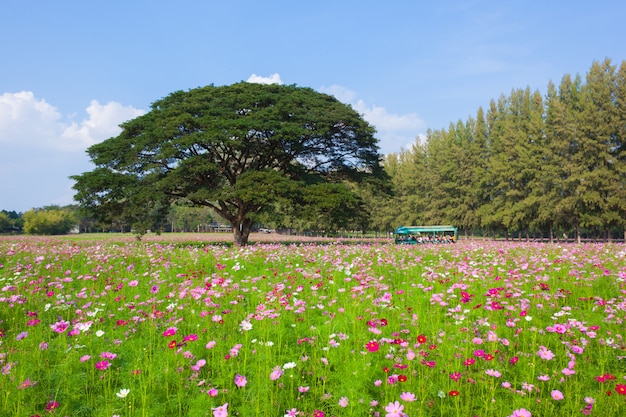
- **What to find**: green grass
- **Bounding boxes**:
[0,238,624,417]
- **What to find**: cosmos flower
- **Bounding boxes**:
[234,374,247,387]
[384,401,404,417]
[116,388,130,398]
[551,390,564,400]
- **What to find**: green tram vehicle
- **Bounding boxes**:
[394,225,458,244]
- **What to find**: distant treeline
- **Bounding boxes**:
[377,58,626,242]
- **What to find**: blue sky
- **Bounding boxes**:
[1,0,625,212]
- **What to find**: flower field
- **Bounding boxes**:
[0,236,625,417]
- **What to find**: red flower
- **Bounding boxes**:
[398,374,407,382]
[449,390,460,396]
[417,334,427,344]
[168,340,177,349]
[616,384,626,395]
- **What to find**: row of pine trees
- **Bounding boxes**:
[377,58,626,241]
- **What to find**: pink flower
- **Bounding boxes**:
[338,397,349,407]
[399,391,416,402]
[207,388,218,397]
[234,374,247,387]
[212,402,228,417]
[509,408,531,417]
[537,346,555,360]
[385,401,404,417]
[551,390,564,400]
[50,319,70,333]
[270,366,284,381]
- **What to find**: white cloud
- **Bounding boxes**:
[319,85,356,103]
[0,91,145,212]
[61,100,145,150]
[0,91,64,147]
[247,73,283,85]
[320,85,426,155]
[0,91,144,152]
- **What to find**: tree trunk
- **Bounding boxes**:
[232,218,253,246]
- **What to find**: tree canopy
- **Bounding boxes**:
[72,82,384,245]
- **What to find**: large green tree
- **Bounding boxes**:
[72,83,383,245]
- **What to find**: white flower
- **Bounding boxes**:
[116,388,130,398]
[283,362,297,369]
[239,320,253,331]
[95,330,105,337]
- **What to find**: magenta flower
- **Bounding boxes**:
[95,360,111,370]
[162,327,177,337]
[207,388,218,397]
[313,410,324,417]
[234,374,247,387]
[366,340,380,352]
[183,334,198,342]
[45,400,60,411]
